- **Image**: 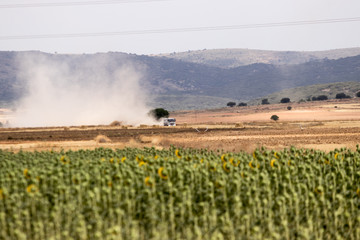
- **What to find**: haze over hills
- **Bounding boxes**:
[157,47,360,68]
[0,48,360,111]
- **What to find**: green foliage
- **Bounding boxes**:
[312,95,328,101]
[287,106,292,110]
[280,97,290,103]
[356,91,360,97]
[261,98,270,105]
[335,92,351,99]
[0,146,360,239]
[238,102,247,107]
[270,115,279,121]
[226,101,236,107]
[150,108,169,120]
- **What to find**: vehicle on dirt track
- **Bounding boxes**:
[163,118,176,126]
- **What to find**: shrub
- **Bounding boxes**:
[270,115,279,121]
[356,91,360,97]
[312,95,328,101]
[280,97,290,103]
[226,102,236,107]
[110,121,122,126]
[94,134,111,143]
[238,102,247,107]
[287,106,292,110]
[149,108,169,120]
[335,93,351,99]
[261,99,270,105]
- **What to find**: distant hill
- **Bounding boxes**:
[1,49,360,110]
[157,48,360,68]
[248,81,360,105]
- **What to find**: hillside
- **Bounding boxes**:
[0,50,360,110]
[248,81,360,105]
[157,48,360,68]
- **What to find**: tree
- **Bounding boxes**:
[312,95,328,101]
[149,108,169,120]
[287,106,292,110]
[270,115,279,121]
[238,102,247,107]
[226,102,236,107]
[335,93,351,99]
[356,91,360,98]
[261,99,270,105]
[280,97,290,103]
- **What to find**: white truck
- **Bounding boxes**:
[163,118,176,126]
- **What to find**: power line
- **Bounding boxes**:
[0,0,173,8]
[1,17,360,40]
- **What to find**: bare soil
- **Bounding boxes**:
[1,99,360,153]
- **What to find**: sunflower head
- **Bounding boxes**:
[60,156,70,164]
[249,160,260,169]
[175,149,181,158]
[0,188,4,200]
[23,168,30,179]
[209,163,216,172]
[249,161,254,169]
[145,176,154,187]
[26,184,38,194]
[158,167,168,180]
[230,158,240,167]
[222,162,231,173]
[270,159,277,168]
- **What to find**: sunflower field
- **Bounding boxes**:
[0,146,360,240]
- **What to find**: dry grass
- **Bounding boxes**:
[94,134,112,143]
[110,121,122,126]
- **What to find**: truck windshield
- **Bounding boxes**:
[168,119,175,122]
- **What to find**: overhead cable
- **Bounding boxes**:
[0,17,359,40]
[0,0,173,8]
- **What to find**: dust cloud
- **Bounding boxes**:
[12,52,157,127]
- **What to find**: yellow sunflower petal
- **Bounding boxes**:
[158,167,168,180]
[270,159,276,168]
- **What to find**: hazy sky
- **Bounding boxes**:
[0,0,360,54]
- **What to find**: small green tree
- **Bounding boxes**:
[280,97,290,103]
[270,115,279,121]
[226,102,236,107]
[312,95,328,101]
[149,108,169,120]
[261,99,270,105]
[356,91,360,97]
[287,106,292,110]
[335,93,351,99]
[238,102,247,107]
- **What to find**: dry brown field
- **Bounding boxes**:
[1,98,360,153]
